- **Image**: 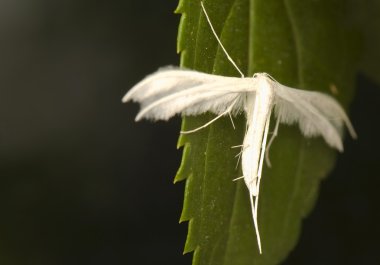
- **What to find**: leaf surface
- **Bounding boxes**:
[175,0,358,264]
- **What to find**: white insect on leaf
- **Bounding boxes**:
[122,1,357,254]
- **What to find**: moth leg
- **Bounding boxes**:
[265,115,280,168]
[180,98,238,134]
[232,143,248,169]
[250,193,262,254]
[254,111,271,227]
[232,176,244,181]
[228,112,236,129]
[234,145,250,158]
[235,153,241,170]
[231,144,244,148]
[234,144,250,169]
[180,110,229,134]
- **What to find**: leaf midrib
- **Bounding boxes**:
[209,1,247,264]
[192,1,242,262]
[280,0,307,255]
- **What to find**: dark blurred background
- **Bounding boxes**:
[0,0,378,264]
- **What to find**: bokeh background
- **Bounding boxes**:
[0,0,378,264]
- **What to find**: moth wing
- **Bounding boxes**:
[274,83,356,151]
[123,67,253,121]
[124,66,237,103]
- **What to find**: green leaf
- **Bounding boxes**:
[175,0,358,264]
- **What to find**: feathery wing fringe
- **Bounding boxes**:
[274,83,356,151]
[123,68,251,121]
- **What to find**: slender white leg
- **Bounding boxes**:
[234,144,250,158]
[250,192,262,254]
[265,115,280,168]
[180,98,238,134]
[228,112,236,129]
[231,144,244,148]
[234,144,250,169]
[180,109,230,134]
[235,153,242,170]
[254,111,272,226]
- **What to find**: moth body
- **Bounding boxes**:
[242,74,275,197]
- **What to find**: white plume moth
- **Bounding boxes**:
[123,1,357,254]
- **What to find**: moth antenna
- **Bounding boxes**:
[265,115,280,168]
[232,176,244,181]
[200,2,245,78]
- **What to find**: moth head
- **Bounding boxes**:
[252,73,265,79]
[253,72,277,82]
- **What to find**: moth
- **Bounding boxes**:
[123,1,356,254]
